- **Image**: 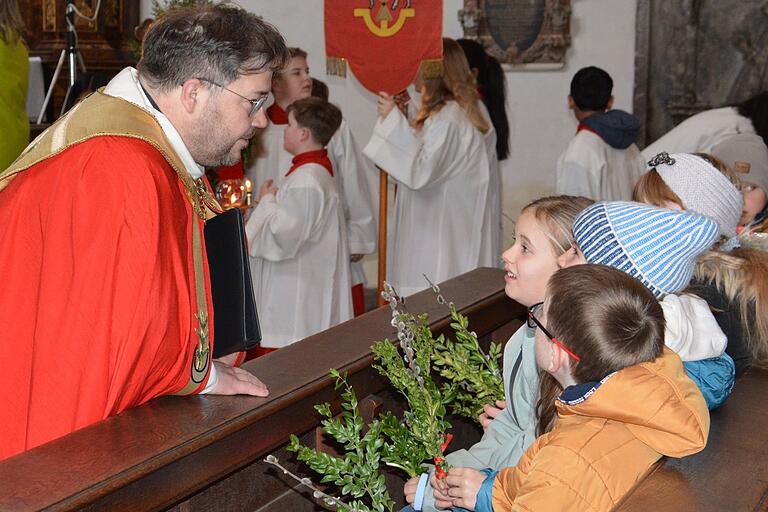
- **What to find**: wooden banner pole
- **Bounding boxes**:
[376,167,388,307]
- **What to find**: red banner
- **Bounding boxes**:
[324,0,443,95]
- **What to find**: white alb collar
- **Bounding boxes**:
[103,67,205,179]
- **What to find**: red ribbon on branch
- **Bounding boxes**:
[433,432,453,479]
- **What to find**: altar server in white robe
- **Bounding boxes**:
[459,38,511,262]
[642,91,768,159]
[555,66,645,201]
[364,38,494,297]
[246,47,377,315]
[245,97,352,349]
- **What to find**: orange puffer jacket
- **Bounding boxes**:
[492,347,709,512]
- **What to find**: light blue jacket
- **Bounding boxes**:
[420,325,539,512]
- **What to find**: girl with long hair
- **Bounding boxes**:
[457,38,510,162]
[402,195,593,512]
[0,0,29,169]
[634,152,768,375]
[364,38,497,297]
[441,265,709,512]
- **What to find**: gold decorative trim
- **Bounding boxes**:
[43,0,56,32]
[459,0,572,66]
[326,56,347,78]
[420,59,444,80]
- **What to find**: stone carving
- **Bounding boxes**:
[459,0,571,66]
[634,0,768,146]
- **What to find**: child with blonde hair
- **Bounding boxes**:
[442,265,709,512]
[634,152,768,375]
[403,195,592,512]
[364,38,498,297]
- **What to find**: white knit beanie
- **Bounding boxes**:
[647,152,743,238]
[711,133,768,194]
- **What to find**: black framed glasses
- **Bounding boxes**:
[197,78,268,117]
[527,302,581,362]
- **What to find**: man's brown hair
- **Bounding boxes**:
[287,97,342,147]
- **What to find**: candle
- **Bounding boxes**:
[245,179,253,207]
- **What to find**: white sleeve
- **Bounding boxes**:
[555,149,602,200]
[363,108,461,190]
[199,361,218,394]
[244,179,326,261]
[328,123,378,255]
[661,293,727,361]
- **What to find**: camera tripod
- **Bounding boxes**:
[36,0,87,124]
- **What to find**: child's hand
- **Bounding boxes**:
[479,400,507,431]
[430,472,453,509]
[377,92,396,119]
[350,253,364,263]
[257,179,277,201]
[403,476,419,504]
[445,467,487,511]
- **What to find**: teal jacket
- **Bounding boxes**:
[420,325,539,512]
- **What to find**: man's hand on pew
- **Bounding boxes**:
[479,400,507,431]
[209,361,269,397]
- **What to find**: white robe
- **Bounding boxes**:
[246,114,378,287]
[477,102,502,264]
[363,101,494,297]
[555,130,645,201]
[642,107,756,159]
[245,162,352,348]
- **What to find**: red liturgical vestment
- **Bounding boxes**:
[0,91,215,460]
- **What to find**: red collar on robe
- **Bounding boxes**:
[576,122,599,136]
[286,149,334,177]
[267,103,289,125]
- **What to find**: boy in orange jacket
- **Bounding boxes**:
[441,265,709,512]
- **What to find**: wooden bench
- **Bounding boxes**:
[0,268,523,511]
[2,266,765,511]
[617,367,768,511]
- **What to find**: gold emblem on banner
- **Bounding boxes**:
[354,0,414,38]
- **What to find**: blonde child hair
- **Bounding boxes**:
[521,195,595,256]
[413,38,489,134]
[634,152,768,368]
[515,195,597,434]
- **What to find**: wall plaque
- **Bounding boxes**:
[459,0,571,68]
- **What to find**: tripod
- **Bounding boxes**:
[36,0,87,124]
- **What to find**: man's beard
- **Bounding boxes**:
[189,105,253,167]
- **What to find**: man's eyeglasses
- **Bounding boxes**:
[527,302,581,362]
[197,78,268,117]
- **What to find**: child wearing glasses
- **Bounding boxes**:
[405,198,720,512]
[404,195,593,512]
[443,265,709,512]
[562,201,734,410]
[244,97,352,350]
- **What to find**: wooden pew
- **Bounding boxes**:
[0,268,524,511]
[5,265,763,511]
[616,367,768,511]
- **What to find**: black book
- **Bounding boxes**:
[203,208,261,358]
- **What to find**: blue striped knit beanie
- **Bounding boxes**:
[572,201,720,298]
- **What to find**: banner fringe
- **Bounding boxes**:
[420,59,444,80]
[326,56,347,78]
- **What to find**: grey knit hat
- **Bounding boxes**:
[648,152,743,238]
[711,133,768,194]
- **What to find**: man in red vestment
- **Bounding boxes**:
[0,4,289,461]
